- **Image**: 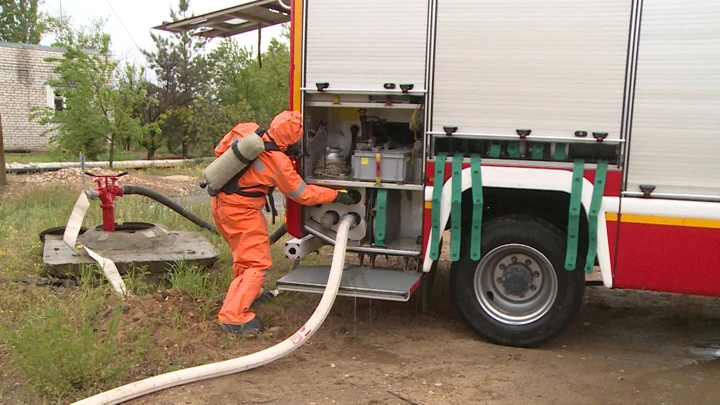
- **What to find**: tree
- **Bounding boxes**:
[142,0,208,159]
[46,14,109,51]
[207,37,289,122]
[31,35,148,167]
[0,0,48,44]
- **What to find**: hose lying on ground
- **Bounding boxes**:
[121,185,218,234]
[71,214,358,405]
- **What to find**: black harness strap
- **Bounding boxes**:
[211,128,282,224]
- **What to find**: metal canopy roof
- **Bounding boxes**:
[152,0,290,38]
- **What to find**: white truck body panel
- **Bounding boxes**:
[625,0,720,197]
[304,0,429,91]
[431,0,632,140]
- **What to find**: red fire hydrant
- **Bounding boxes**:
[90,172,127,232]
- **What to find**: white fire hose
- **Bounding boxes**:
[72,214,358,405]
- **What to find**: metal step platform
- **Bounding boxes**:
[276,265,424,302]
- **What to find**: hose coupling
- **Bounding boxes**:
[320,211,340,229]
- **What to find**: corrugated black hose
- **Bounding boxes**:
[121,185,289,244]
[121,185,218,234]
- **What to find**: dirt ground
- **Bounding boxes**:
[5,168,720,405]
[124,274,720,405]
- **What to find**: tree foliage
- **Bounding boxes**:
[0,0,48,44]
[142,0,208,159]
[46,15,110,51]
[31,0,291,162]
[31,23,158,166]
[139,0,291,158]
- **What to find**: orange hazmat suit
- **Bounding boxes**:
[211,110,339,329]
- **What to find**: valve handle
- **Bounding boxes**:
[83,171,128,178]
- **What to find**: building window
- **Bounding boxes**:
[45,85,65,111]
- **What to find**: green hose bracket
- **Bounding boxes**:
[565,159,585,270]
[488,142,501,158]
[450,153,463,261]
[531,143,544,160]
[470,154,483,261]
[584,160,608,274]
[554,143,567,161]
[506,141,521,158]
[374,189,388,247]
[429,153,447,261]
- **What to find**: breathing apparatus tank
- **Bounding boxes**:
[202,132,266,191]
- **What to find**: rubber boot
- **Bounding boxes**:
[220,316,265,337]
[251,288,278,307]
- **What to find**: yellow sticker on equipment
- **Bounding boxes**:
[361,157,369,165]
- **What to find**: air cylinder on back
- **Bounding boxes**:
[202,133,266,191]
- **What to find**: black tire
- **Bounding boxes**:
[450,214,585,347]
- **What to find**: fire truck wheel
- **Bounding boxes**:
[450,215,585,347]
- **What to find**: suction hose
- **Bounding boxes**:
[71,214,358,405]
[269,224,287,245]
[121,185,218,234]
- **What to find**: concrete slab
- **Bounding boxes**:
[42,224,218,278]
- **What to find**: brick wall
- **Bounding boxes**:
[0,42,64,151]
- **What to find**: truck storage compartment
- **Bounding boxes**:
[430,0,632,142]
[625,0,720,197]
[304,0,429,91]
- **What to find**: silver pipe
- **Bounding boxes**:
[304,225,420,257]
[277,0,291,10]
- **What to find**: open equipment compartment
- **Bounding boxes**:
[301,97,426,257]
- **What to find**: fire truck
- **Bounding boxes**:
[157,0,720,347]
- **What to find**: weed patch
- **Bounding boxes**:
[168,261,221,300]
[0,279,149,401]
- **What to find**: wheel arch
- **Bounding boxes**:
[423,165,612,288]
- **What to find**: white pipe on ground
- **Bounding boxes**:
[5,158,212,174]
[71,214,358,405]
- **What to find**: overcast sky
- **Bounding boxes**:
[39,0,284,68]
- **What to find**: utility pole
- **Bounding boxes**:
[0,114,7,186]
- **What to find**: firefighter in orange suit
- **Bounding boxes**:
[211,110,356,336]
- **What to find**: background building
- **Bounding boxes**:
[0,41,63,151]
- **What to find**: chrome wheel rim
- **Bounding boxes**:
[473,244,558,325]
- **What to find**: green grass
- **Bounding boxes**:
[0,174,219,402]
[0,267,150,402]
[168,261,220,300]
[0,168,332,403]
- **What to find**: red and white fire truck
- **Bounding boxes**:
[158,0,720,347]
